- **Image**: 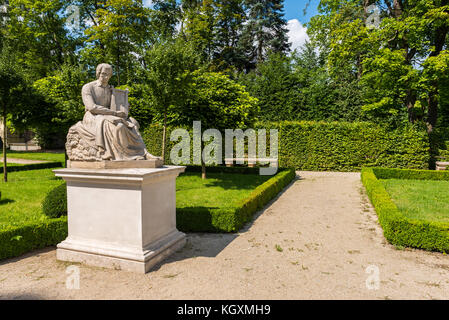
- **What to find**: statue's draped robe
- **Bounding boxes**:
[68,80,149,161]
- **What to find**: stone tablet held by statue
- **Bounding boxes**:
[111,88,129,117]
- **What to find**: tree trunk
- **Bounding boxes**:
[3,104,7,183]
[427,84,438,134]
[201,160,206,179]
[201,138,206,179]
[161,111,167,162]
[406,89,416,123]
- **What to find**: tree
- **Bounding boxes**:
[28,63,88,148]
[238,0,291,70]
[4,0,77,79]
[238,52,301,121]
[150,0,182,41]
[308,0,449,132]
[0,45,28,182]
[142,39,201,162]
[82,0,151,85]
[178,70,259,178]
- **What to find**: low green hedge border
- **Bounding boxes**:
[0,217,68,260]
[361,167,449,253]
[177,167,296,232]
[0,166,295,260]
[0,161,63,173]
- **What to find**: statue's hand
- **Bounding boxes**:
[116,111,127,118]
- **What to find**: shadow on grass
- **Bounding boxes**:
[151,174,301,272]
[178,172,272,191]
[0,199,15,205]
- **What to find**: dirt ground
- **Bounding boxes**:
[0,158,49,164]
[1,171,449,300]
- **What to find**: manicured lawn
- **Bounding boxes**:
[176,172,271,210]
[381,178,449,224]
[0,151,65,163]
[0,169,64,229]
[1,169,272,231]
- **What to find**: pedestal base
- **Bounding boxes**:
[53,166,186,273]
[68,158,163,169]
[57,230,186,273]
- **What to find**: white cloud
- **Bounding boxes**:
[287,19,309,52]
[143,0,153,8]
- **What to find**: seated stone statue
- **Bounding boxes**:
[66,63,156,162]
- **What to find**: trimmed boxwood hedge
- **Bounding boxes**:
[177,168,296,232]
[0,217,68,260]
[361,167,449,253]
[0,161,63,173]
[0,166,295,261]
[142,121,430,171]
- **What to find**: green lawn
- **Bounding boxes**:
[0,168,65,229]
[0,151,65,163]
[381,178,449,223]
[176,172,271,209]
[0,169,271,231]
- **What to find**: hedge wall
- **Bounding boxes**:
[361,167,449,253]
[0,217,68,260]
[0,161,63,173]
[142,121,430,171]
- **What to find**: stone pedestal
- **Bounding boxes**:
[53,166,186,273]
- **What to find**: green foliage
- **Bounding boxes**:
[4,0,76,79]
[42,183,67,219]
[361,167,449,253]
[0,217,67,260]
[262,121,430,171]
[239,0,290,69]
[372,167,449,181]
[30,64,88,148]
[308,0,449,131]
[177,168,295,232]
[81,0,151,85]
[143,121,430,170]
[0,161,62,174]
[238,44,365,122]
[142,39,201,126]
[179,70,259,130]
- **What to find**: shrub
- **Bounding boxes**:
[42,183,67,218]
[0,217,67,260]
[143,121,430,171]
[361,167,449,253]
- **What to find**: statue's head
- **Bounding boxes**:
[96,63,113,84]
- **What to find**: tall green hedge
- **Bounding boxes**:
[142,121,430,171]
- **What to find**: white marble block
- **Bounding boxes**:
[53,166,186,273]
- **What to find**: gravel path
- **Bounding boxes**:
[0,158,49,164]
[1,171,449,300]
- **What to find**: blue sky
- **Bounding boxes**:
[284,0,320,24]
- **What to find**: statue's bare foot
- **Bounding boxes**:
[145,152,162,161]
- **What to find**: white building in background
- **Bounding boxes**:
[0,120,41,151]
